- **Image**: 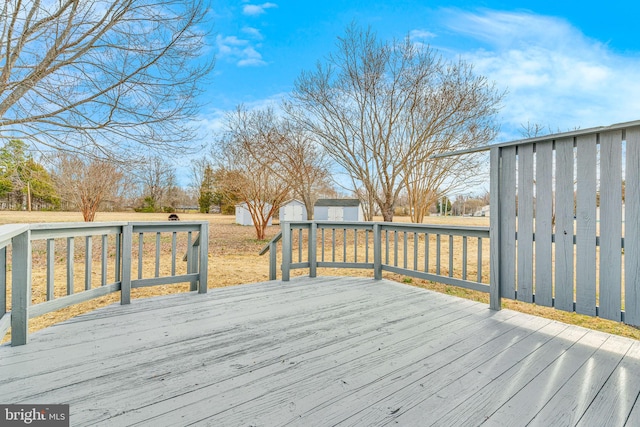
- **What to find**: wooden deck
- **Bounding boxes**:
[1,277,640,426]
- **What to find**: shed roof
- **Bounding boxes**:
[314,199,361,207]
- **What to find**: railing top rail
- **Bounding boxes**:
[259,231,282,255]
[0,223,30,248]
[432,118,640,158]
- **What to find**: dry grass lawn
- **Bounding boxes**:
[1,211,639,342]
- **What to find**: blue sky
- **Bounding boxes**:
[201,0,640,144]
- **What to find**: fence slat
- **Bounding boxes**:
[535,141,553,306]
[499,145,517,299]
[576,134,597,316]
[555,137,575,311]
[599,130,623,321]
[517,143,534,302]
[625,127,640,326]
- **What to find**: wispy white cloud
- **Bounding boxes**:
[216,34,267,67]
[242,26,263,39]
[441,9,640,140]
[410,29,436,40]
[243,2,277,16]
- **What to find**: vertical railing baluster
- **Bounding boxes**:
[155,232,161,278]
[198,225,208,294]
[309,223,317,278]
[171,232,177,276]
[121,225,132,305]
[321,227,325,262]
[462,236,468,280]
[101,235,107,286]
[46,239,55,300]
[403,232,408,269]
[436,234,441,275]
[413,232,418,271]
[477,237,483,284]
[138,232,144,280]
[343,228,347,262]
[385,230,389,264]
[67,237,74,295]
[0,247,6,316]
[332,228,336,263]
[85,236,92,291]
[269,239,278,280]
[186,232,192,275]
[424,233,429,272]
[393,231,398,267]
[373,223,382,280]
[449,235,454,278]
[115,233,121,282]
[354,229,358,263]
[298,228,303,263]
[365,229,369,264]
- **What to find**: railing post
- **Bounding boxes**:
[309,222,317,278]
[11,229,31,346]
[281,222,291,281]
[489,147,502,311]
[269,240,277,280]
[121,224,132,305]
[373,223,382,280]
[198,223,208,294]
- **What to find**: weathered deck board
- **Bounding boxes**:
[1,276,639,426]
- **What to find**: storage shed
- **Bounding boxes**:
[279,199,307,222]
[313,199,364,222]
[235,202,272,226]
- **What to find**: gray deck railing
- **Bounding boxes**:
[261,221,490,293]
[1,221,208,346]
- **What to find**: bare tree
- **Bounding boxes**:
[138,156,174,211]
[215,110,291,240]
[0,1,213,159]
[52,154,123,221]
[287,24,503,221]
[228,106,332,220]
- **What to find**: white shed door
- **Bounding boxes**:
[328,206,343,221]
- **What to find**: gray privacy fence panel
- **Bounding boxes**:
[491,125,637,326]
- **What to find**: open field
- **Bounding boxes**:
[2,211,639,342]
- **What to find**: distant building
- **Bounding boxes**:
[314,199,364,222]
[474,205,490,217]
[279,199,307,222]
[235,202,272,226]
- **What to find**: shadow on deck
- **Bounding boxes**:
[1,277,639,426]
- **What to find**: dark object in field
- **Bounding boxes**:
[168,214,180,221]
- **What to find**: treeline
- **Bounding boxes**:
[0,139,196,219]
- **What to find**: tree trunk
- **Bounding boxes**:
[381,204,394,222]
